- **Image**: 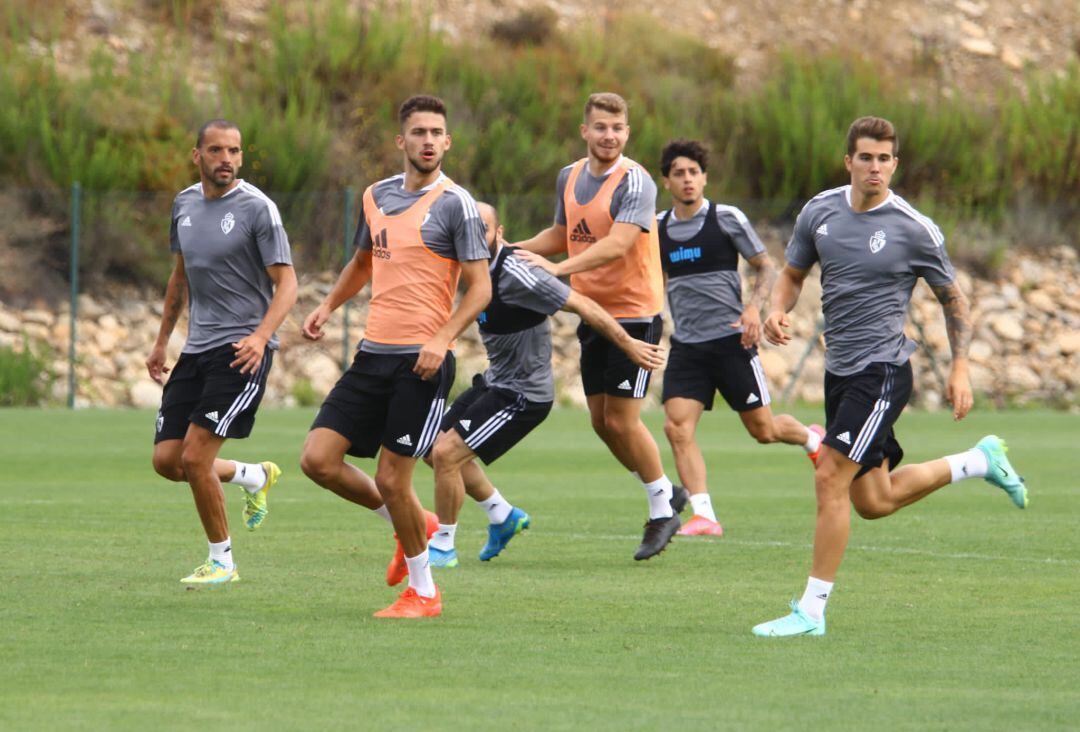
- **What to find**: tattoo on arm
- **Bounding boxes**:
[930,282,972,359]
[747,254,777,312]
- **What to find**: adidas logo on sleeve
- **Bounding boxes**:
[459,419,472,431]
[815,223,828,238]
[180,216,192,227]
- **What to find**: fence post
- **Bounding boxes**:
[341,186,355,372]
[68,182,81,409]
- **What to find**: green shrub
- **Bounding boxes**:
[290,378,321,408]
[0,340,53,407]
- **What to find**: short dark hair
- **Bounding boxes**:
[196,119,240,148]
[398,95,448,128]
[583,92,629,123]
[846,116,898,156]
[660,138,710,176]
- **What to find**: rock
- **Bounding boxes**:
[1001,45,1024,69]
[0,310,20,332]
[299,351,341,394]
[1004,363,1041,392]
[1026,289,1056,313]
[955,0,986,17]
[1058,332,1080,356]
[968,339,993,363]
[95,327,120,353]
[961,37,996,56]
[989,314,1024,341]
[129,380,163,408]
[23,309,55,327]
[78,294,105,319]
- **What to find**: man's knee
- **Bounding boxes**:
[300,448,336,487]
[602,411,637,440]
[663,418,694,446]
[747,422,776,444]
[152,452,184,482]
[852,497,892,520]
[431,432,468,470]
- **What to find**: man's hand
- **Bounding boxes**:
[626,339,667,371]
[946,361,974,421]
[513,249,559,276]
[231,333,269,374]
[302,304,333,341]
[414,335,451,380]
[146,343,170,385]
[732,305,763,348]
[763,310,793,346]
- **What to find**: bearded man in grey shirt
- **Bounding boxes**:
[754,117,1028,638]
[148,120,297,586]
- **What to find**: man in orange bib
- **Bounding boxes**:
[300,95,492,618]
[515,92,687,560]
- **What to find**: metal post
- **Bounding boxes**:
[780,317,824,404]
[68,182,81,409]
[341,186,355,372]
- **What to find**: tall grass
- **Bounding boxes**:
[0,1,1076,284]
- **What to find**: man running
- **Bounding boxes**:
[657,139,823,537]
[427,202,666,568]
[515,92,686,560]
[299,95,491,618]
[753,116,1028,637]
[149,119,297,585]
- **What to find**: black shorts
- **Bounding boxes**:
[155,344,273,443]
[661,334,772,412]
[579,315,662,399]
[439,375,553,464]
[311,349,455,459]
[823,361,912,477]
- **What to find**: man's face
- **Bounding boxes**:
[845,137,897,198]
[580,109,629,165]
[396,111,451,174]
[193,127,242,188]
[662,156,707,206]
[479,207,503,255]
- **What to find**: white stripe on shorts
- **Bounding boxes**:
[464,403,521,450]
[750,354,771,407]
[215,357,268,436]
[414,397,445,457]
[849,367,894,462]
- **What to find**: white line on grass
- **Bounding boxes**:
[557,533,1078,566]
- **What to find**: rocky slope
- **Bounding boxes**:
[3,245,1076,411]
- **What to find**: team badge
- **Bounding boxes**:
[221,212,235,235]
[869,229,886,253]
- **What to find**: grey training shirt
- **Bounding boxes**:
[659,200,767,343]
[553,156,657,233]
[170,180,293,354]
[482,248,571,403]
[354,173,489,354]
[785,186,956,376]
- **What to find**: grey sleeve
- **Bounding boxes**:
[716,206,766,260]
[785,205,818,270]
[353,198,373,252]
[611,168,657,231]
[446,187,490,262]
[169,199,181,253]
[501,254,571,315]
[553,167,571,226]
[909,222,955,286]
[251,199,293,266]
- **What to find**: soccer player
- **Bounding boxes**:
[657,139,823,537]
[427,202,667,568]
[148,119,297,585]
[753,116,1028,637]
[299,95,491,619]
[514,92,687,561]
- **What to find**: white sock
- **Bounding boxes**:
[405,550,436,598]
[229,461,266,492]
[689,492,717,522]
[799,576,833,621]
[429,523,457,551]
[373,505,393,523]
[945,448,989,483]
[478,489,512,525]
[802,428,822,454]
[641,475,674,519]
[209,538,234,570]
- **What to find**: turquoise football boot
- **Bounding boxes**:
[975,435,1028,509]
[479,507,530,561]
[752,601,825,637]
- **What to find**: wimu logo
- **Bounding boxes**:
[668,246,702,264]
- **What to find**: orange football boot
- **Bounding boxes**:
[806,424,826,466]
[373,586,442,618]
[677,514,724,537]
[386,510,440,586]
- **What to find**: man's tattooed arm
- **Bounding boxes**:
[747,252,778,314]
[930,281,972,360]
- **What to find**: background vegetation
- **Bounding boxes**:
[1,1,1077,290]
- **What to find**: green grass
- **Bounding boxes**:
[0,407,1076,730]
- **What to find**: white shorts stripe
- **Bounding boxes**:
[849,367,895,462]
[750,355,771,407]
[464,405,520,450]
[414,397,445,457]
[632,366,648,398]
[215,357,268,436]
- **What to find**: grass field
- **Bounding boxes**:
[1,406,1076,730]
